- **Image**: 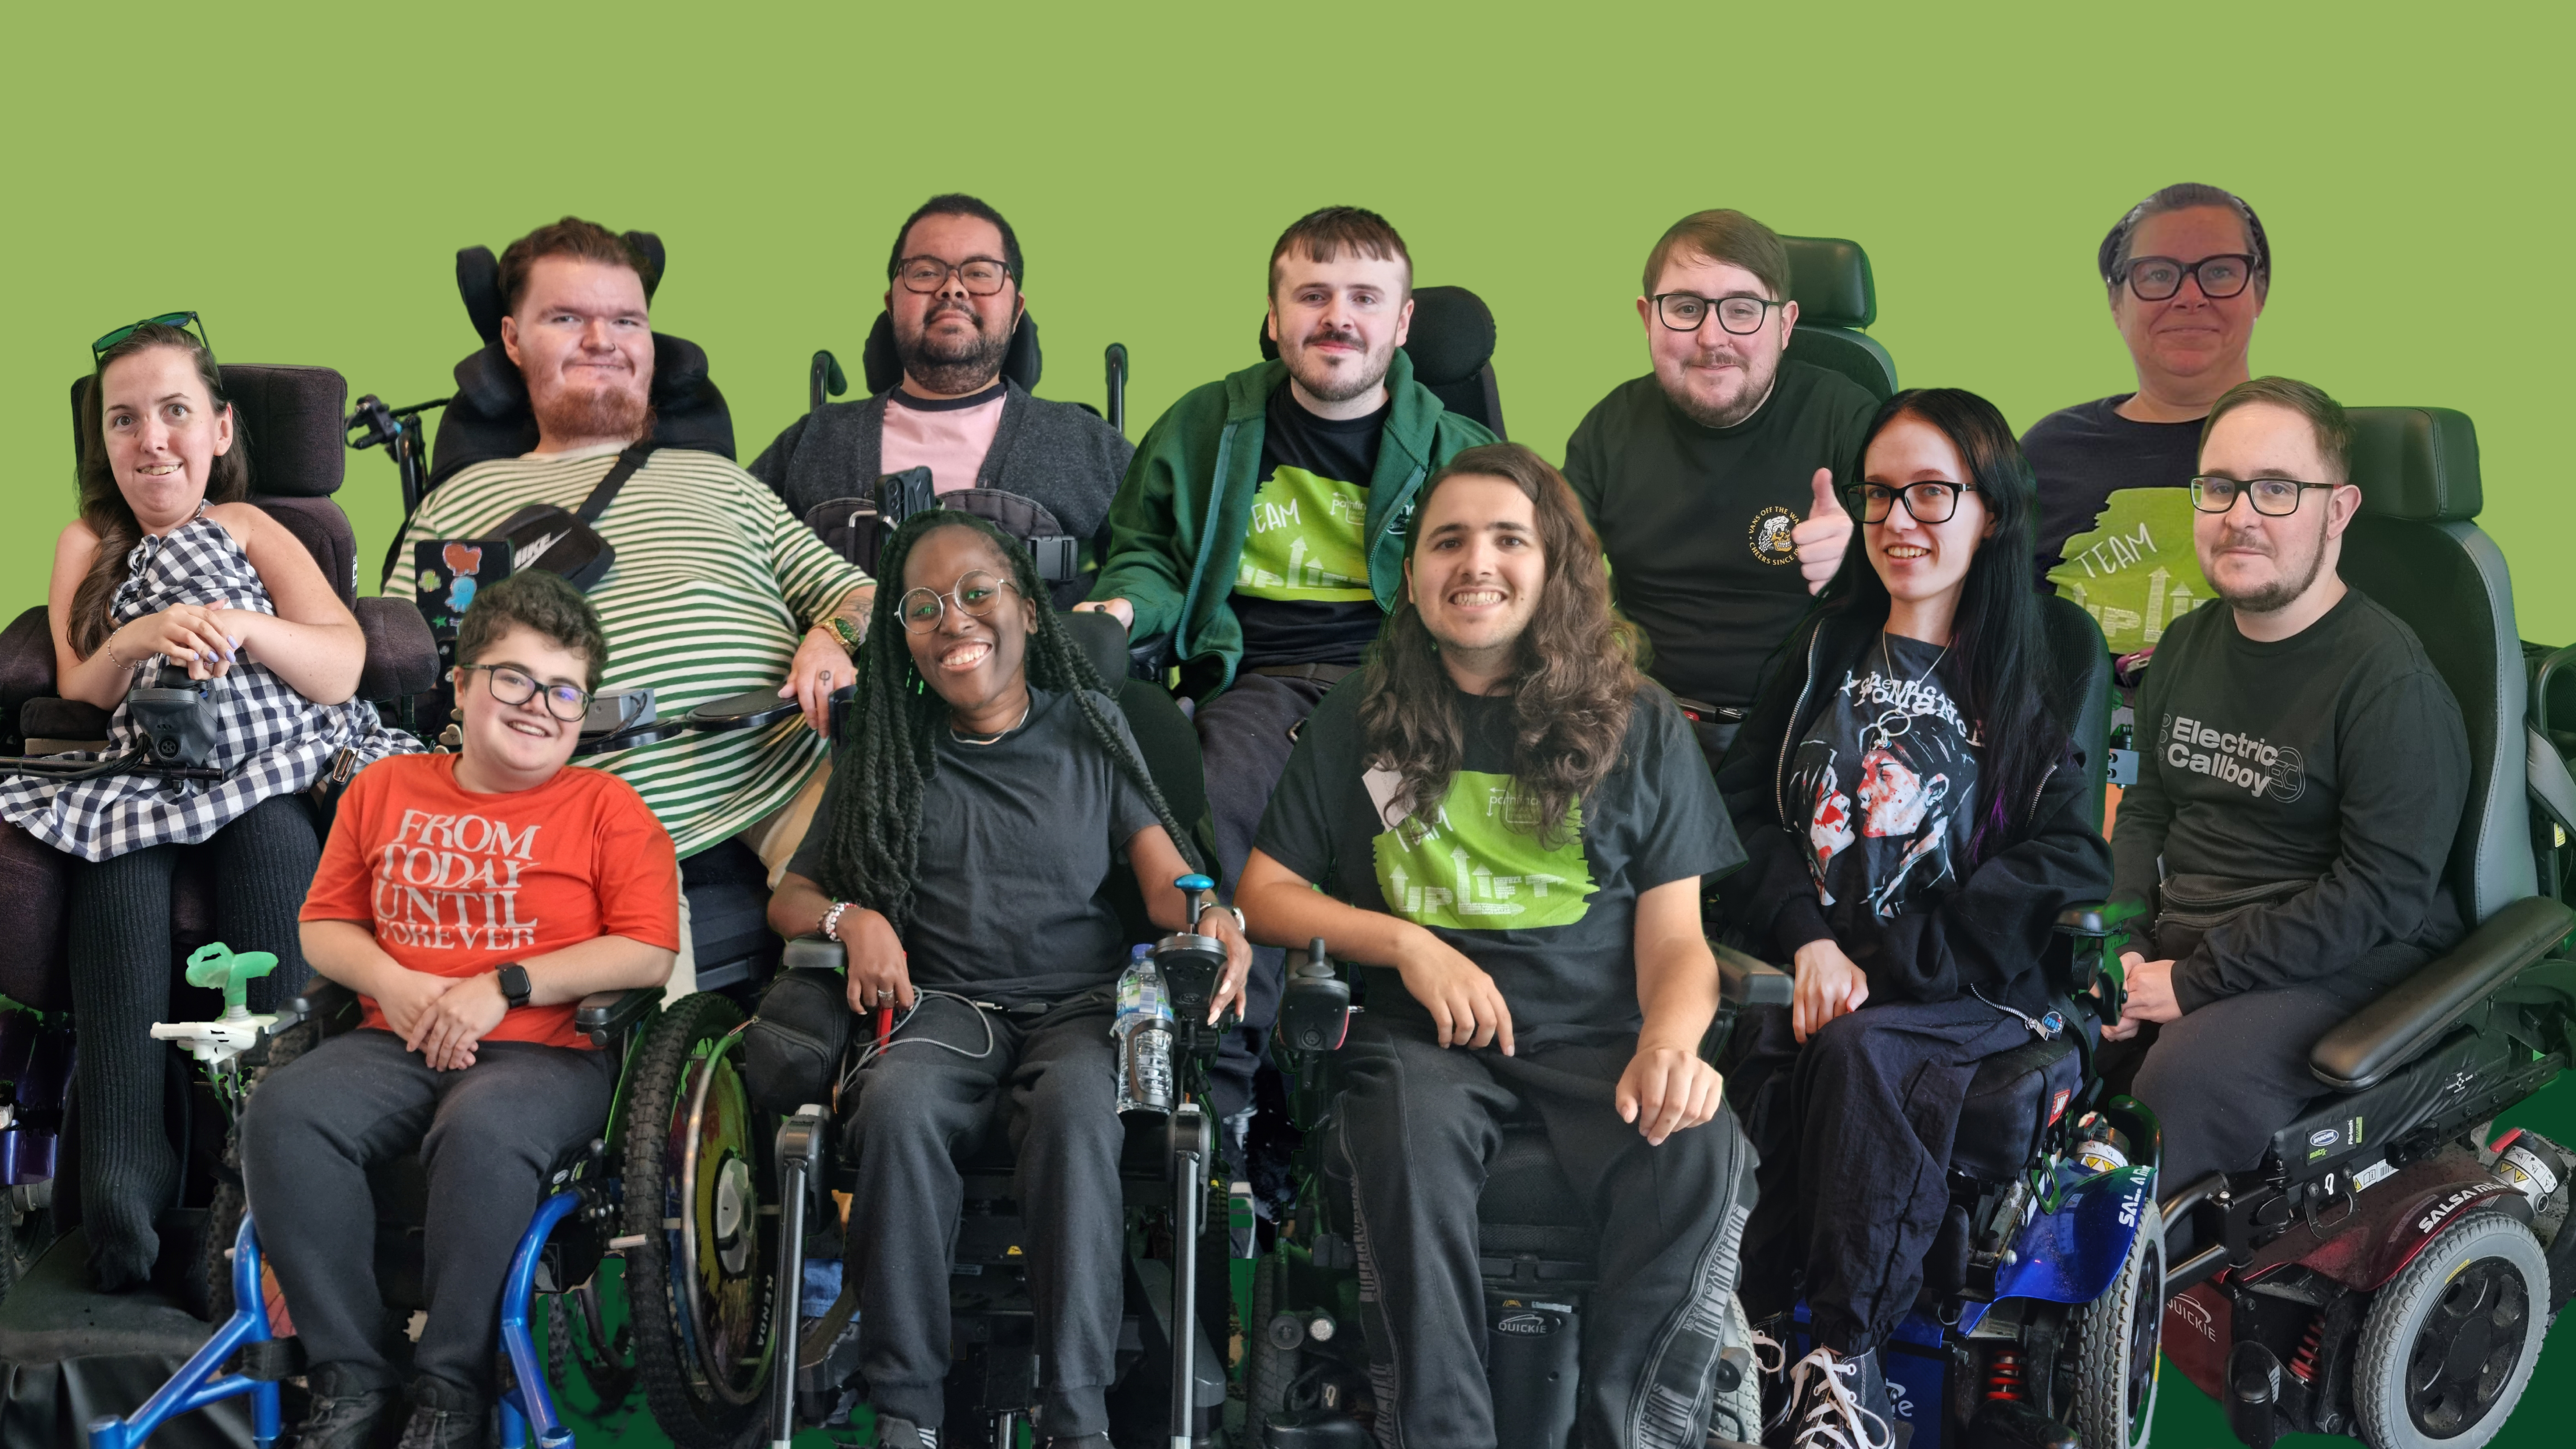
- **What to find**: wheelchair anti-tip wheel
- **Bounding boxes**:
[2352,1211,2547,1449]
[622,991,778,1449]
[2071,1197,2162,1449]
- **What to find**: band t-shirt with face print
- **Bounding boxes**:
[1790,633,1984,940]
[1229,386,1389,669]
[1255,676,1741,1049]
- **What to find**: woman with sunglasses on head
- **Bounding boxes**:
[766,509,1248,1449]
[1709,390,2112,1449]
[0,320,417,1290]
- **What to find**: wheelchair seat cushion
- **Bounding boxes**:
[1947,1034,2080,1182]
[1476,1122,1587,1228]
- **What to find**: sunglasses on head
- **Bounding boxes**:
[92,311,215,366]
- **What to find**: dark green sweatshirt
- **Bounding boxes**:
[1087,351,1492,695]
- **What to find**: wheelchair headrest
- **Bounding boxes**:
[456,235,666,347]
[1253,284,1500,387]
[860,310,1043,398]
[2347,407,2481,523]
[67,363,349,498]
[429,333,733,489]
[1063,606,1129,685]
[1782,236,1875,330]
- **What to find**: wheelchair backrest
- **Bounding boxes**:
[1780,236,1897,401]
[1255,284,1507,440]
[2040,593,2116,833]
[66,363,361,608]
[425,237,737,494]
[2333,407,2534,923]
[1067,609,1216,873]
[860,308,1044,397]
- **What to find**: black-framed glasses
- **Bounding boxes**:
[1844,479,1975,525]
[456,663,592,721]
[898,569,1020,634]
[93,310,215,364]
[894,256,1013,296]
[2188,475,2336,517]
[1651,292,1783,335]
[2120,254,2259,302]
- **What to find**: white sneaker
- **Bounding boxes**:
[1781,1347,1893,1449]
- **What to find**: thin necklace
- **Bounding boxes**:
[950,700,1031,746]
[1868,631,1950,750]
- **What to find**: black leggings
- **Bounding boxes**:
[68,792,319,1289]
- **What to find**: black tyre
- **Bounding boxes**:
[2354,1211,2546,1449]
[1247,1254,1292,1443]
[2072,1196,2162,1449]
[621,992,776,1449]
[0,1185,51,1305]
[544,1276,640,1411]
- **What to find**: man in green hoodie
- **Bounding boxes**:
[1080,206,1493,1112]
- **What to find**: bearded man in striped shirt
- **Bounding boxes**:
[398,218,873,985]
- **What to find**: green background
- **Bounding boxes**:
[5,2,2571,1444]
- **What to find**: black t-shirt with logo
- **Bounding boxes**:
[1255,676,1741,1050]
[2110,589,2470,1009]
[1230,386,1390,669]
[2021,394,2205,581]
[1790,634,1984,942]
[1562,360,1878,711]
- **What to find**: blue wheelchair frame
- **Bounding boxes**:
[84,1195,583,1449]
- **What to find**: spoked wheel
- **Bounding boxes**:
[2355,1211,2546,1449]
[545,1275,639,1411]
[2073,1195,2162,1449]
[622,992,777,1449]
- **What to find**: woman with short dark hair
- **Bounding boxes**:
[1715,389,2114,1449]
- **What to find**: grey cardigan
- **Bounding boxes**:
[748,380,1134,603]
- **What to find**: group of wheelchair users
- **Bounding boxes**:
[1,179,2473,1449]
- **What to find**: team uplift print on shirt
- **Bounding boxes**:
[1363,766,1598,930]
[1236,466,1375,600]
[372,808,546,952]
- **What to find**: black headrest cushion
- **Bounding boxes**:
[1252,284,1499,386]
[428,332,734,489]
[2347,407,2481,523]
[66,363,349,499]
[458,231,667,347]
[860,310,1042,398]
[1782,236,1875,330]
[1064,607,1128,686]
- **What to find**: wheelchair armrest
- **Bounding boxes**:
[1716,943,1792,1008]
[354,596,439,703]
[1,605,57,738]
[781,936,844,974]
[2055,900,2146,937]
[20,697,110,746]
[575,986,664,1049]
[2309,895,2576,1091]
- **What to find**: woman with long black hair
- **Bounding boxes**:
[766,509,1248,1449]
[1712,389,2113,1449]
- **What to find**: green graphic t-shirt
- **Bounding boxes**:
[2044,487,2214,655]
[1256,677,1741,1048]
[1230,386,1390,668]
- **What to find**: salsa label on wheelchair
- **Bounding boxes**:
[1363,766,1597,929]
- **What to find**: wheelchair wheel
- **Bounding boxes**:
[621,991,777,1449]
[545,1278,639,1412]
[2353,1211,2546,1449]
[0,1186,49,1304]
[2072,1196,2161,1449]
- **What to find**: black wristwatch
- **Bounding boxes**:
[496,963,533,1010]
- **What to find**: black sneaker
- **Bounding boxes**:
[1779,1347,1893,1449]
[290,1362,398,1449]
[877,1414,941,1449]
[395,1375,489,1449]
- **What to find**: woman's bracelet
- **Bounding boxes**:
[820,900,852,941]
[102,625,136,672]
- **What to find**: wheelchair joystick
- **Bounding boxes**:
[150,942,285,1072]
[1280,937,1352,1054]
[1155,874,1234,1058]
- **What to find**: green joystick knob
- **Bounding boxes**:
[186,941,279,1015]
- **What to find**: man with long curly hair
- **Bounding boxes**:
[1238,443,1756,1449]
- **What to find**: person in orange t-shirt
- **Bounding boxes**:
[242,571,678,1449]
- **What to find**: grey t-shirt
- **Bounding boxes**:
[789,687,1163,1003]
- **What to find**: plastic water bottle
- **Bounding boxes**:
[1114,945,1174,1117]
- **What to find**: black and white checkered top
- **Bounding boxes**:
[0,515,420,862]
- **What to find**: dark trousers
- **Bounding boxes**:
[1725,999,2028,1355]
[242,1026,614,1398]
[843,995,1124,1437]
[1194,671,1334,1121]
[70,793,318,1288]
[1338,1016,1757,1449]
[2122,978,2379,1190]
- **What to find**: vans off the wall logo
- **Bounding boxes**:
[2160,713,2305,802]
[1749,505,1797,564]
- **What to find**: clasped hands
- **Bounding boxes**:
[377,968,510,1071]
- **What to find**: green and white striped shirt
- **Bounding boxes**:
[397,446,869,857]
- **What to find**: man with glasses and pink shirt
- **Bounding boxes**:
[752,194,1134,609]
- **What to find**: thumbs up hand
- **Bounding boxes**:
[1789,468,1852,597]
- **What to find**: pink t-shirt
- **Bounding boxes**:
[883,383,1007,495]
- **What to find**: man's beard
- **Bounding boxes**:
[897,302,1013,395]
[2209,523,2328,613]
[1663,350,1779,429]
[1288,327,1394,404]
[533,377,653,445]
